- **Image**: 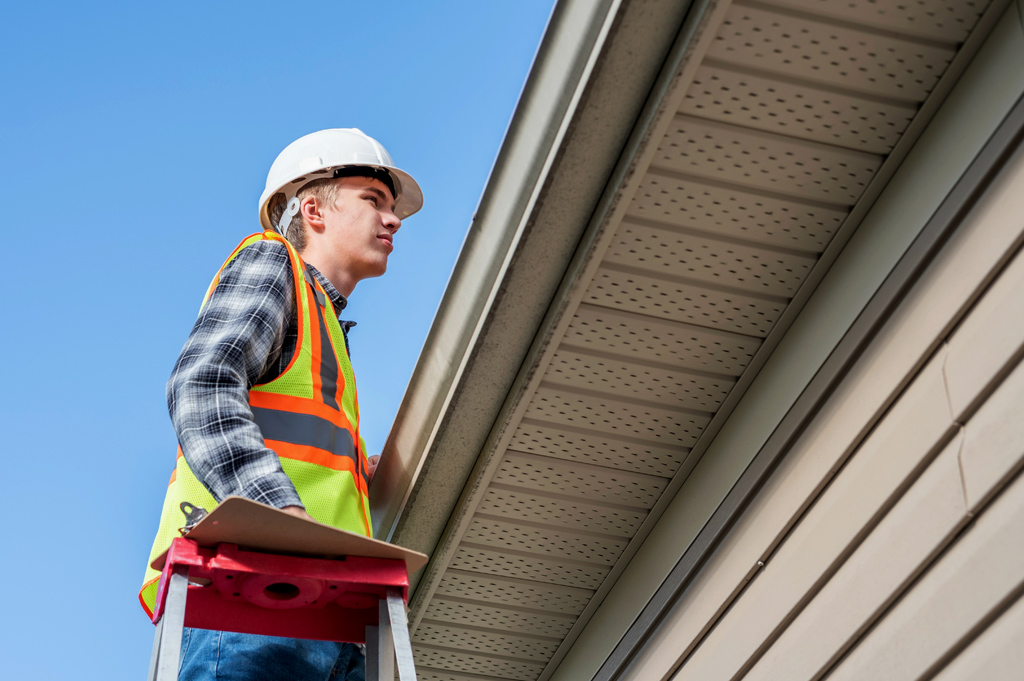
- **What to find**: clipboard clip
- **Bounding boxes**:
[178,502,209,536]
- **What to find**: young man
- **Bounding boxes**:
[140,129,423,680]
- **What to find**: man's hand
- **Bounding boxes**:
[280,505,315,522]
[368,454,381,481]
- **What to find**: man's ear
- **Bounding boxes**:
[300,196,327,234]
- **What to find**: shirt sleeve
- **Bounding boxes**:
[166,239,305,510]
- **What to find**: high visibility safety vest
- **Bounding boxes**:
[139,231,371,617]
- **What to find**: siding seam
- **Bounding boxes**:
[940,343,974,516]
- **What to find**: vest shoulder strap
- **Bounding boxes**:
[199,231,308,313]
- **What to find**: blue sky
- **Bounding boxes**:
[0,2,554,677]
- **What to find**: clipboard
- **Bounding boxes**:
[150,496,428,574]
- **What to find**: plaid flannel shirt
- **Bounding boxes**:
[166,239,355,510]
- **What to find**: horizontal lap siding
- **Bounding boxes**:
[633,113,1024,681]
[673,353,957,681]
[931,590,1024,680]
[826,417,1024,681]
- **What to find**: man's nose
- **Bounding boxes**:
[384,211,402,232]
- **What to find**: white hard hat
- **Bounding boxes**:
[258,128,423,233]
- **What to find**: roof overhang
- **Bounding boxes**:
[370,0,699,577]
[368,0,1019,678]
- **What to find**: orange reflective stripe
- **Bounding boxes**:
[309,281,327,406]
[201,233,266,308]
[169,446,184,484]
[248,391,356,433]
[139,576,159,618]
[271,233,307,379]
[265,439,362,479]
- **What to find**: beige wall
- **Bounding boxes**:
[693,142,1024,681]
[614,9,1024,681]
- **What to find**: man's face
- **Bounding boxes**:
[320,175,402,284]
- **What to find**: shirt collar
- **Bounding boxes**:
[305,263,348,313]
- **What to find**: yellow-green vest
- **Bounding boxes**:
[139,231,371,617]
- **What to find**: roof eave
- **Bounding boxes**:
[369,0,700,596]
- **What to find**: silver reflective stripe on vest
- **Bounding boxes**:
[251,406,357,463]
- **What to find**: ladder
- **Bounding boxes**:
[147,537,418,681]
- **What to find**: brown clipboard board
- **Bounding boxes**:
[150,496,428,575]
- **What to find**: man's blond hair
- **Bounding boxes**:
[267,178,341,253]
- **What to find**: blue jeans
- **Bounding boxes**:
[177,628,365,681]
